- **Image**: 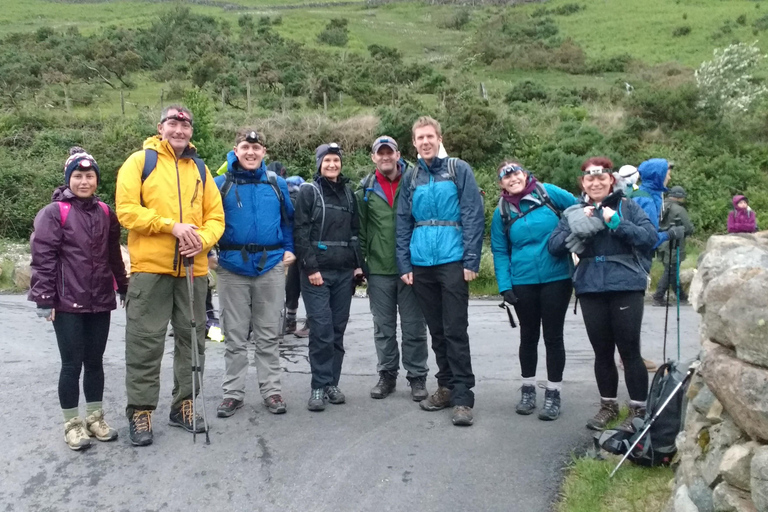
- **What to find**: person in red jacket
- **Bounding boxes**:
[29,147,128,451]
[727,195,758,233]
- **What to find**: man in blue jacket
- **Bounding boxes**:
[214,129,295,417]
[396,116,485,427]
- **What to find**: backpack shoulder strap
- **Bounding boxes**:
[361,173,375,202]
[220,171,235,200]
[58,202,71,227]
[265,170,288,224]
[447,158,458,182]
[192,157,207,187]
[97,202,110,218]
[141,149,158,183]
[534,182,561,217]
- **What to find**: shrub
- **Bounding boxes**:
[317,18,349,47]
[626,82,700,129]
[672,25,691,37]
[504,80,548,103]
[438,9,471,30]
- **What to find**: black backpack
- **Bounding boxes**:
[498,182,561,252]
[597,359,692,467]
[219,169,289,224]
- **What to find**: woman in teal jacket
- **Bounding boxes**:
[490,161,577,421]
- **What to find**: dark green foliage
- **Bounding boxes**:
[754,13,768,31]
[532,4,584,17]
[626,83,700,130]
[672,25,692,37]
[736,14,747,25]
[437,9,471,30]
[441,94,515,165]
[587,53,634,73]
[317,18,350,47]
[505,81,548,103]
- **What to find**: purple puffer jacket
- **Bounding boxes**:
[727,195,757,233]
[28,186,129,313]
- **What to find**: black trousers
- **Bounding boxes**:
[412,262,475,407]
[285,261,301,311]
[52,311,112,410]
[512,278,572,382]
[579,291,648,402]
[301,269,354,390]
[653,257,686,302]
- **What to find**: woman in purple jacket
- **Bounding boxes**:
[727,195,758,233]
[29,147,128,451]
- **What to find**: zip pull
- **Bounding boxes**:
[190,179,201,207]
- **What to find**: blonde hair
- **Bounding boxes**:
[411,116,442,138]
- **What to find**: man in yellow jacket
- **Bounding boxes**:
[116,105,224,447]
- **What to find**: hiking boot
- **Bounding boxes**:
[419,386,451,411]
[169,400,206,433]
[307,388,327,411]
[217,397,244,418]
[538,389,561,421]
[370,371,397,399]
[85,409,118,442]
[64,417,91,451]
[129,410,153,447]
[586,399,620,431]
[515,385,537,415]
[284,317,297,335]
[325,386,346,404]
[652,297,666,307]
[618,403,647,433]
[408,376,429,402]
[264,394,287,414]
[294,322,310,338]
[643,358,658,373]
[452,406,474,426]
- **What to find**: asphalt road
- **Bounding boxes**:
[0,293,700,512]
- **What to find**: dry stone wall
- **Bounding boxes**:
[667,232,768,512]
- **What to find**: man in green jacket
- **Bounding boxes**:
[357,136,429,401]
[653,185,695,306]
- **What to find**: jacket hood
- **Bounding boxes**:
[51,185,101,204]
[733,195,748,208]
[313,173,350,186]
[142,135,199,159]
[226,150,267,178]
[637,158,669,192]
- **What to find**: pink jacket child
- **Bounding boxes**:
[727,195,758,233]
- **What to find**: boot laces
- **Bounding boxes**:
[181,400,195,424]
[311,388,325,400]
[520,386,535,406]
[133,411,152,433]
[594,403,616,422]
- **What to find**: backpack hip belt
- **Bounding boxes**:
[311,235,358,250]
[414,220,461,227]
[218,243,283,271]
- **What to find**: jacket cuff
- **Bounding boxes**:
[159,218,176,234]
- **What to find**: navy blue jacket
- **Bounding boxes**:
[214,152,294,277]
[548,191,657,296]
[395,157,485,274]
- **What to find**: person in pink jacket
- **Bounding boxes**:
[727,195,758,233]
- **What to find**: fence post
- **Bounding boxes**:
[160,89,164,109]
[247,79,252,114]
[323,91,328,114]
[120,90,125,115]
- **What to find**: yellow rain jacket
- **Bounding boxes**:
[116,136,225,277]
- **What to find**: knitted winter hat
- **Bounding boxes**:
[315,143,343,172]
[64,146,100,186]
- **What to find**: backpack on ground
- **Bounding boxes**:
[219,169,289,224]
[597,359,692,467]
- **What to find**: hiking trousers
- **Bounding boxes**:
[301,269,354,390]
[367,274,428,379]
[218,264,284,401]
[285,260,301,311]
[412,262,475,408]
[653,257,687,302]
[124,272,207,419]
[579,291,648,402]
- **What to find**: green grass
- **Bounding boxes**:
[558,455,673,512]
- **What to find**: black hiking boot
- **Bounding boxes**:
[618,403,646,433]
[307,388,327,411]
[370,371,397,399]
[217,397,244,418]
[129,410,153,447]
[407,376,429,402]
[284,317,297,335]
[652,297,666,307]
[169,400,206,433]
[325,386,346,404]
[538,389,561,421]
[586,399,620,431]
[515,385,537,415]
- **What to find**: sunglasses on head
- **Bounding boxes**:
[161,112,193,125]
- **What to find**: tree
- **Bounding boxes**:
[695,42,768,119]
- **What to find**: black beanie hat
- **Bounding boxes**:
[64,146,100,186]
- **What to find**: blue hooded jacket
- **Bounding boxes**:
[214,151,294,277]
[636,158,669,252]
[396,156,484,273]
[490,182,577,291]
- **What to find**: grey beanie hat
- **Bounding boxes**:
[668,186,686,199]
[315,143,343,172]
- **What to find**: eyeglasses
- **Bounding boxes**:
[498,164,526,179]
[161,112,193,126]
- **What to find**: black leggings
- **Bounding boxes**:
[52,311,111,410]
[579,291,648,402]
[285,261,301,311]
[512,278,572,382]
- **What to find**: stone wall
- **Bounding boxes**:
[667,232,768,512]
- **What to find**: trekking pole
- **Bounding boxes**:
[609,361,699,478]
[661,237,676,362]
[183,257,211,445]
[676,243,681,361]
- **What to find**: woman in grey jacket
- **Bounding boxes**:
[548,156,657,433]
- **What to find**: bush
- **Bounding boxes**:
[317,18,349,47]
[588,53,633,73]
[672,25,691,37]
[505,80,549,103]
[626,83,700,129]
[438,9,471,30]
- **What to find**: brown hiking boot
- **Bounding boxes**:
[452,406,474,426]
[618,403,646,433]
[586,399,620,431]
[419,386,451,411]
[294,322,309,338]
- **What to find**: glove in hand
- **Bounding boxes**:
[563,205,605,239]
[565,233,587,254]
[502,289,518,305]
